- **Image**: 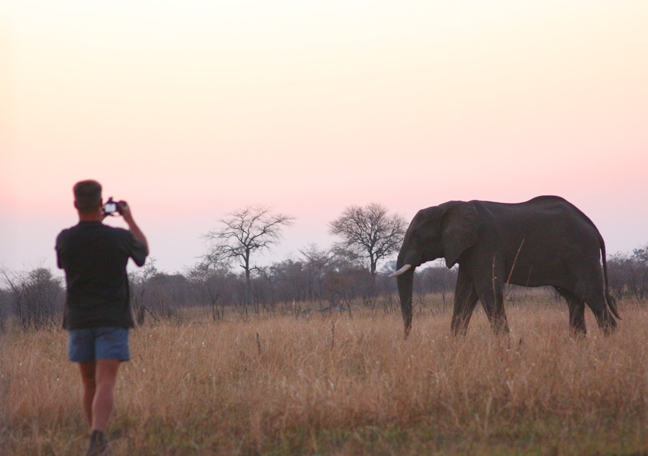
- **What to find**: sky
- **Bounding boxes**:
[2,0,647,276]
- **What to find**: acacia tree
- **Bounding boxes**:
[203,206,295,308]
[329,203,407,277]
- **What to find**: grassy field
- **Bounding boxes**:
[2,296,648,455]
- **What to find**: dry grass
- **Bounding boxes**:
[2,297,648,455]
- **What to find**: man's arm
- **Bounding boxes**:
[55,232,65,269]
[118,201,149,256]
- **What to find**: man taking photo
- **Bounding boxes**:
[56,180,148,455]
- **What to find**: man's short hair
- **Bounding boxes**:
[73,180,102,213]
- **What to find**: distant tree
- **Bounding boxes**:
[128,259,159,325]
[0,288,8,332]
[634,246,648,263]
[415,264,458,307]
[149,272,192,308]
[322,264,374,315]
[203,206,295,308]
[300,244,332,305]
[329,203,407,277]
[1,267,63,330]
[607,244,648,301]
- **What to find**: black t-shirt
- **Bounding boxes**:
[56,221,148,330]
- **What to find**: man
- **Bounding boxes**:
[56,180,148,455]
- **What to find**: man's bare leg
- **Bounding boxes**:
[79,359,120,455]
[91,359,121,432]
[79,361,97,425]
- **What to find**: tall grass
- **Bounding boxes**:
[2,298,648,455]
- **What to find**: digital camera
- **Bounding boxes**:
[103,197,120,216]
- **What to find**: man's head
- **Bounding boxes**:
[73,180,102,214]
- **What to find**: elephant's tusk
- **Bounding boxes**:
[388,264,412,278]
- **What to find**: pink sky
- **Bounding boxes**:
[2,1,648,274]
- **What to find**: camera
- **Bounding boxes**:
[103,197,121,216]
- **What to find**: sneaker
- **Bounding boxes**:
[86,430,108,456]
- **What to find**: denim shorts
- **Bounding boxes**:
[68,327,130,362]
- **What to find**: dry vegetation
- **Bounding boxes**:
[2,295,648,456]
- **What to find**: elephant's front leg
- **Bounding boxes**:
[474,264,509,335]
[451,268,479,336]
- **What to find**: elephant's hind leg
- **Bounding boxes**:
[451,269,479,336]
[554,286,586,335]
[582,291,617,335]
[572,265,617,335]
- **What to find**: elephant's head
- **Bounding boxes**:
[389,201,480,337]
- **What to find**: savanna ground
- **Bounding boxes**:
[2,292,648,456]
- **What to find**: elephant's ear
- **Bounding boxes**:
[441,202,480,268]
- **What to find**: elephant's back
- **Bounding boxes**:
[471,196,591,223]
[470,196,601,243]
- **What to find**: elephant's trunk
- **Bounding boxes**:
[397,268,415,339]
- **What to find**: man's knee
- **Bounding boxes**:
[95,359,121,386]
[79,361,97,386]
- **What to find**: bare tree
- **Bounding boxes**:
[203,206,295,308]
[300,244,332,306]
[608,244,648,301]
[128,259,159,325]
[1,267,62,330]
[0,287,8,332]
[186,262,233,321]
[329,203,407,277]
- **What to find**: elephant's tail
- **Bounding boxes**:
[600,236,620,320]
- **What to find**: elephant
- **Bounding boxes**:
[389,196,619,338]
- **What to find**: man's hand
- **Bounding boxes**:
[117,201,149,255]
[116,201,132,222]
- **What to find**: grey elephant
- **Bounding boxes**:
[390,196,619,337]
